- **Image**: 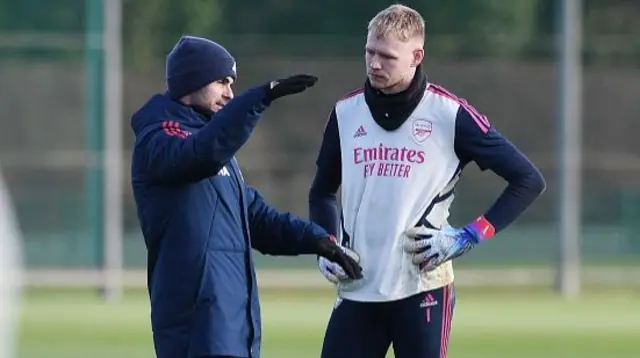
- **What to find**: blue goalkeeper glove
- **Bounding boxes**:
[403,217,495,271]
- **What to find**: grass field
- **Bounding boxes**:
[17,285,640,358]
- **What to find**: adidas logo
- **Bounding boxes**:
[217,167,231,177]
[353,125,367,138]
[420,293,438,308]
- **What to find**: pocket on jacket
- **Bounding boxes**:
[205,202,248,252]
[196,250,249,306]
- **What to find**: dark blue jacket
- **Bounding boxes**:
[130,87,328,358]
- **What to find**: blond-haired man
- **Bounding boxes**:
[309,4,545,357]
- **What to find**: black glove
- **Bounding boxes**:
[314,236,363,280]
[264,74,318,102]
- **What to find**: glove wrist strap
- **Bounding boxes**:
[465,216,496,242]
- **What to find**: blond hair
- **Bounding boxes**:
[368,4,425,42]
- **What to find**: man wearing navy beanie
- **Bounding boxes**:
[130,35,362,358]
[166,36,238,104]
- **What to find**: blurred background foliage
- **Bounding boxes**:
[0,0,638,65]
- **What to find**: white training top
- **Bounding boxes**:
[334,84,464,302]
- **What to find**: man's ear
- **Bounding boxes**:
[412,48,424,67]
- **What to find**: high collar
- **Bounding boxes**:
[188,103,215,119]
[364,65,428,131]
[161,90,216,121]
[130,93,208,135]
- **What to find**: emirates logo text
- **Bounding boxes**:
[353,143,425,178]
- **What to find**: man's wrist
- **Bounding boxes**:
[313,233,338,256]
[464,216,496,243]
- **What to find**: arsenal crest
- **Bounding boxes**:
[411,118,432,144]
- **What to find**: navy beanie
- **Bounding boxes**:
[165,36,237,99]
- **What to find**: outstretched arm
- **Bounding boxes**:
[133,86,269,185]
[133,74,318,186]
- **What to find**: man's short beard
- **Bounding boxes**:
[373,77,403,93]
[379,70,415,94]
[191,89,211,107]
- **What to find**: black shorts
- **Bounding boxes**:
[321,284,455,358]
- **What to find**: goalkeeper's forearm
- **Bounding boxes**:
[478,167,545,239]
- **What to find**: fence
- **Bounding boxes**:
[1,0,639,294]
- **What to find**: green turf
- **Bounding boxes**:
[16,286,640,358]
